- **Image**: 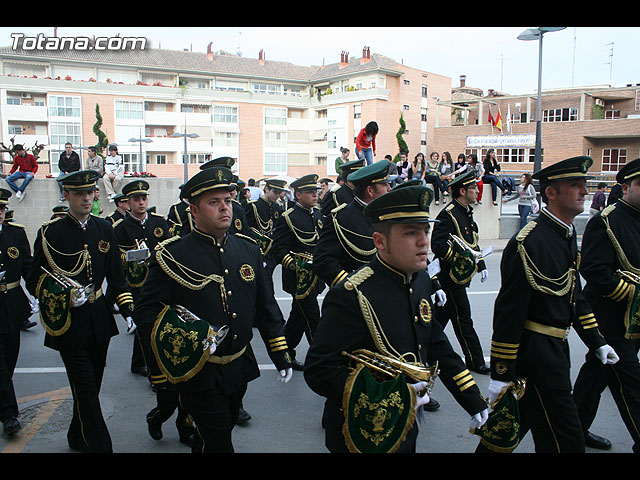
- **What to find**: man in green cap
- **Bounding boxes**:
[26,170,134,452]
[305,184,489,453]
[272,173,324,370]
[135,164,293,453]
[431,170,490,375]
[477,156,619,453]
[105,193,129,226]
[572,157,640,452]
[321,158,365,217]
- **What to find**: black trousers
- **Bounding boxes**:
[147,387,193,438]
[0,329,20,423]
[573,340,640,452]
[59,340,112,453]
[434,283,486,370]
[178,385,246,453]
[284,295,320,361]
[477,380,585,453]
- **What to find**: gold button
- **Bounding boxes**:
[233,334,238,340]
[409,288,413,294]
[228,290,232,296]
[224,269,229,275]
[414,316,418,322]
[232,313,237,319]
[220,248,224,254]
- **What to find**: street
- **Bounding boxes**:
[1,247,635,454]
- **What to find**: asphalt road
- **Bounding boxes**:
[1,245,636,455]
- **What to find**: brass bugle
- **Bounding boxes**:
[448,234,480,259]
[617,269,640,285]
[173,305,228,353]
[40,266,94,297]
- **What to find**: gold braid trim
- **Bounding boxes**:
[601,205,640,276]
[345,267,420,365]
[332,211,376,260]
[516,221,576,297]
[41,224,90,278]
[448,208,479,249]
[155,243,225,291]
[250,201,274,233]
[283,209,319,246]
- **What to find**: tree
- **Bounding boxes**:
[394,113,408,163]
[93,103,109,158]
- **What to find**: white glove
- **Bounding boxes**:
[278,368,293,383]
[125,317,137,334]
[595,344,619,365]
[480,269,488,283]
[70,289,87,308]
[30,299,39,314]
[434,289,447,306]
[411,382,431,410]
[470,408,489,430]
[487,378,512,406]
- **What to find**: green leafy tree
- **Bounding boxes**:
[394,113,408,163]
[93,103,109,158]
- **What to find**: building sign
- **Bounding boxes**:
[466,134,536,149]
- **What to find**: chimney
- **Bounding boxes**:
[206,42,214,60]
[339,51,349,67]
[361,46,371,64]
[460,75,466,88]
[258,49,265,65]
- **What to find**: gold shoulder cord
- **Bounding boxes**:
[332,214,376,260]
[251,202,273,233]
[601,206,640,275]
[284,212,319,246]
[516,222,576,297]
[346,267,420,365]
[155,245,229,313]
[41,224,91,278]
[448,210,479,249]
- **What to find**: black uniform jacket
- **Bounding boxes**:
[166,201,192,237]
[229,200,251,237]
[305,254,488,416]
[271,202,323,295]
[314,197,375,288]
[0,222,32,333]
[26,213,134,351]
[244,197,283,237]
[581,199,640,344]
[431,199,487,288]
[490,209,607,389]
[321,183,355,218]
[105,209,126,226]
[135,229,292,395]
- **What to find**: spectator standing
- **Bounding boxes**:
[247,178,262,201]
[57,143,81,202]
[355,121,378,165]
[334,147,350,175]
[467,154,484,205]
[589,182,607,217]
[482,149,509,206]
[503,173,537,229]
[5,144,38,202]
[103,145,125,201]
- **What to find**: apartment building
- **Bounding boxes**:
[433,75,640,176]
[0,40,451,183]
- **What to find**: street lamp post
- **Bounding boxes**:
[172,131,200,183]
[128,137,152,173]
[517,27,566,174]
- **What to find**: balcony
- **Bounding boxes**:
[4,104,48,122]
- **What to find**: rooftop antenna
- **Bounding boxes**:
[605,41,614,85]
[237,31,242,57]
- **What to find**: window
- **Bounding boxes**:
[213,131,238,147]
[602,148,627,172]
[213,105,238,124]
[115,100,143,120]
[7,96,21,105]
[265,108,287,126]
[215,80,245,92]
[543,107,577,122]
[510,112,527,123]
[8,125,22,135]
[421,108,427,122]
[404,80,411,86]
[49,96,81,117]
[121,153,139,173]
[50,122,82,147]
[605,110,621,119]
[422,85,428,97]
[264,152,287,174]
[154,154,166,165]
[528,148,544,163]
[252,83,281,95]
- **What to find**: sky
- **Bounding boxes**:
[0,26,638,96]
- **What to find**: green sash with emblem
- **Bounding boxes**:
[36,274,73,337]
[250,227,274,256]
[294,254,318,299]
[449,236,477,285]
[125,259,149,288]
[473,379,526,453]
[151,304,217,383]
[342,363,416,453]
[624,281,640,339]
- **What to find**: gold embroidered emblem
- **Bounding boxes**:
[138,181,144,191]
[495,362,507,374]
[234,218,242,231]
[274,211,279,219]
[317,219,323,230]
[7,246,19,259]
[418,298,431,323]
[239,264,255,282]
[154,227,164,238]
[217,170,223,181]
[98,240,110,253]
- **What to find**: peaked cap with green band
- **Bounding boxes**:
[122,179,150,197]
[616,157,640,184]
[532,155,594,182]
[347,160,392,185]
[363,185,436,224]
[60,170,101,191]
[181,165,236,200]
[199,156,236,170]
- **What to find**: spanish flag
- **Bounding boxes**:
[495,107,503,132]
